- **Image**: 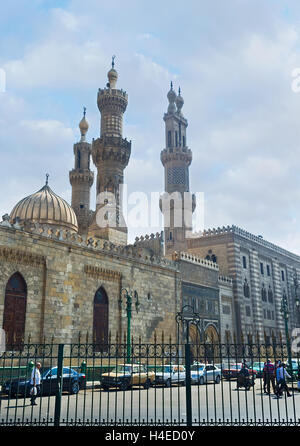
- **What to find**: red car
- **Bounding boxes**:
[222,363,257,380]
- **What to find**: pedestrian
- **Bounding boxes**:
[262,362,267,393]
[30,362,41,406]
[276,362,291,398]
[263,360,276,395]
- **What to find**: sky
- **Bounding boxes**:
[1,0,300,252]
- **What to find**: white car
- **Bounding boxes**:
[190,363,221,385]
[153,365,186,387]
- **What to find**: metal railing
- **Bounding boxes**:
[0,337,300,426]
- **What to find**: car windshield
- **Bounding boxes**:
[191,365,204,371]
[156,366,172,373]
[113,366,132,374]
[42,367,57,378]
[230,365,241,370]
[253,362,264,368]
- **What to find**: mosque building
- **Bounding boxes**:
[0,60,299,349]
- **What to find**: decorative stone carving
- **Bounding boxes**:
[84,264,121,282]
[0,246,46,267]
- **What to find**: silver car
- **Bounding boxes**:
[153,365,186,387]
[190,363,221,385]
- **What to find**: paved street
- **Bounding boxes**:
[1,380,300,425]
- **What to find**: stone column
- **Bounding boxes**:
[227,241,244,341]
[249,249,264,341]
[271,259,285,337]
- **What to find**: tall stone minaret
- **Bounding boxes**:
[89,57,131,245]
[69,109,94,234]
[160,84,196,256]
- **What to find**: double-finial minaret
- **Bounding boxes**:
[160,83,196,256]
[89,57,131,245]
[69,108,94,234]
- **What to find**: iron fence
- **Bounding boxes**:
[0,338,300,426]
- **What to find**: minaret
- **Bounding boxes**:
[89,57,131,245]
[69,108,94,234]
[160,84,196,256]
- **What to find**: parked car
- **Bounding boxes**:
[190,363,221,385]
[101,364,155,391]
[222,363,256,380]
[251,362,266,378]
[2,366,86,397]
[153,365,186,387]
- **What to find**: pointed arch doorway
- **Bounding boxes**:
[3,273,27,348]
[93,287,109,351]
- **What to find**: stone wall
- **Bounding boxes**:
[0,224,180,344]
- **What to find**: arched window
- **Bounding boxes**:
[77,150,81,169]
[268,286,273,303]
[243,279,250,298]
[3,273,27,349]
[93,287,109,350]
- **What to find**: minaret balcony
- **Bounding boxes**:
[69,169,94,186]
[92,136,131,167]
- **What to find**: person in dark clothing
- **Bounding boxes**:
[262,362,267,393]
[263,360,276,395]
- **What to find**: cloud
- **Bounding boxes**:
[2,0,300,254]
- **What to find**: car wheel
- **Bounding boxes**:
[119,381,129,391]
[143,379,151,390]
[215,376,221,384]
[199,377,205,385]
[70,381,80,395]
[102,385,109,391]
[181,380,186,386]
[165,378,171,388]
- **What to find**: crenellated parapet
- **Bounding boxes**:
[160,147,192,166]
[0,216,177,271]
[172,251,219,271]
[133,232,164,257]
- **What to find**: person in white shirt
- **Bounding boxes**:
[30,362,41,406]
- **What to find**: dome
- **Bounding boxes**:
[79,108,89,141]
[167,81,177,114]
[176,87,184,113]
[10,182,78,233]
[107,67,118,88]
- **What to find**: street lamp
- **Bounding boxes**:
[280,290,293,376]
[176,304,200,427]
[119,288,139,362]
[176,304,200,344]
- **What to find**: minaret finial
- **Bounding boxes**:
[83,106,86,118]
[45,173,49,186]
[171,81,173,90]
[178,86,181,96]
[112,55,116,69]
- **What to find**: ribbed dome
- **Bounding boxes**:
[10,183,78,232]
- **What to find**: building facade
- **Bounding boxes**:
[0,62,233,347]
[186,226,300,342]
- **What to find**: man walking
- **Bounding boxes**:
[276,362,291,398]
[263,360,276,395]
[30,362,41,406]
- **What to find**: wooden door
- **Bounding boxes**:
[93,287,108,351]
[3,273,27,349]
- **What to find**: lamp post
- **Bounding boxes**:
[280,290,293,376]
[292,272,300,323]
[176,304,200,427]
[119,288,139,362]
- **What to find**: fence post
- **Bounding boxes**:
[54,344,64,426]
[185,343,192,426]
